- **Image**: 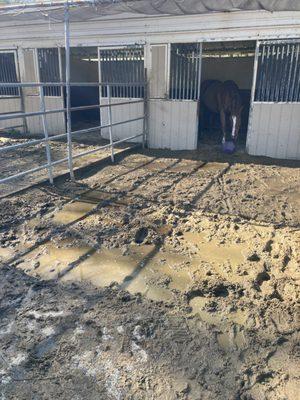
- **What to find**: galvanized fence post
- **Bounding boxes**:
[142,68,148,148]
[107,84,114,162]
[64,1,75,180]
[39,86,54,184]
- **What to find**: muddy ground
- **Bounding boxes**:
[0,145,299,399]
[0,133,131,197]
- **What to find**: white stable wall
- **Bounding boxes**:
[149,100,198,150]
[247,103,300,159]
[100,98,143,143]
[19,48,65,136]
[0,97,23,131]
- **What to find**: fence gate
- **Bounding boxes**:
[247,39,300,159]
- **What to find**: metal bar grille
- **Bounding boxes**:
[255,41,300,102]
[0,52,19,96]
[169,43,201,100]
[100,47,144,98]
[37,48,61,97]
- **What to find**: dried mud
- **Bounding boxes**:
[0,148,299,399]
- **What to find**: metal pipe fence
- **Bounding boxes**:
[0,3,148,188]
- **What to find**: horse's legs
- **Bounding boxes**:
[220,109,226,143]
[231,115,237,140]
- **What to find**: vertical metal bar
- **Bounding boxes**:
[182,48,187,99]
[58,46,63,97]
[291,43,300,101]
[172,44,179,100]
[98,47,102,135]
[186,46,190,100]
[192,49,196,100]
[16,49,28,133]
[64,2,74,180]
[142,68,148,148]
[35,46,53,184]
[287,44,295,101]
[39,86,54,184]
[107,84,114,162]
[272,44,281,102]
[295,44,300,101]
[246,40,260,150]
[283,44,290,101]
[264,45,272,101]
[278,44,286,101]
[190,48,194,100]
[268,44,276,101]
[196,42,202,100]
[259,44,266,101]
[169,44,175,99]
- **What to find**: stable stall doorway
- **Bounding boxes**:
[62,47,100,132]
[198,41,256,149]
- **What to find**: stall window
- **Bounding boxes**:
[255,42,300,102]
[169,43,201,100]
[0,52,19,96]
[37,48,61,96]
[99,47,144,98]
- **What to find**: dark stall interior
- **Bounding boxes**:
[62,47,100,131]
[199,41,256,146]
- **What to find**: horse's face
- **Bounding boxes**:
[231,105,243,141]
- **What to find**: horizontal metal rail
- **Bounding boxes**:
[0,133,144,185]
[0,100,144,122]
[58,115,145,138]
[72,133,144,160]
[0,133,66,153]
[0,116,145,154]
[0,82,146,88]
[0,124,23,130]
[259,39,300,45]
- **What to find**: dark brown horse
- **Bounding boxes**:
[201,80,243,142]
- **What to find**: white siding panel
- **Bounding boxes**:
[20,48,65,136]
[100,98,143,143]
[25,96,65,135]
[149,100,198,150]
[248,103,300,160]
[0,97,23,131]
[150,45,167,99]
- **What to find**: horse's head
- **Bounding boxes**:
[231,104,243,141]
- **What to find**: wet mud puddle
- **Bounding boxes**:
[17,240,193,303]
[12,195,252,347]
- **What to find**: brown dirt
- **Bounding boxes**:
[0,147,299,399]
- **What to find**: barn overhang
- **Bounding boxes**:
[1,0,300,22]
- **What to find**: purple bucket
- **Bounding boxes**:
[222,141,236,154]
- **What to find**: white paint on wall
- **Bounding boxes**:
[0,97,23,131]
[24,96,65,135]
[100,98,144,143]
[149,45,168,99]
[247,103,300,160]
[149,100,198,150]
